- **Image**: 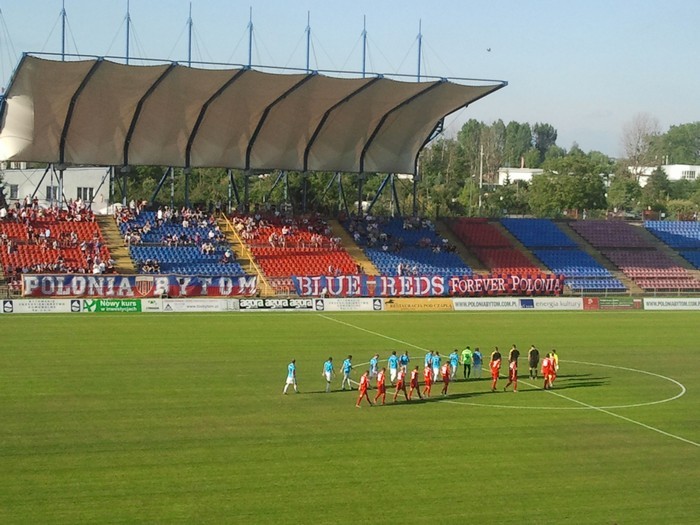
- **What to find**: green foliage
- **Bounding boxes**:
[656,122,700,164]
[607,172,641,213]
[533,122,558,162]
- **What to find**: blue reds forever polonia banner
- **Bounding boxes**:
[293,274,565,297]
[22,274,258,298]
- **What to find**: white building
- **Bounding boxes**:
[1,165,112,213]
[497,167,543,185]
[633,164,699,187]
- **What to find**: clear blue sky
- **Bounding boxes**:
[1,0,698,158]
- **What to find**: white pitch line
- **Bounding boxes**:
[319,313,699,448]
[536,382,699,448]
[318,314,428,351]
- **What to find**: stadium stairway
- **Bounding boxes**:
[96,215,136,273]
[556,220,643,294]
[217,215,276,296]
[326,218,379,276]
[436,219,488,273]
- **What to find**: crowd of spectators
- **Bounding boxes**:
[346,214,455,254]
[117,204,226,247]
[230,211,340,248]
[0,197,114,291]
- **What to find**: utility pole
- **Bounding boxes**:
[478,144,484,213]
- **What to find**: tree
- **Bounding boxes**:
[656,122,700,165]
[640,167,671,211]
[607,172,641,213]
[532,122,558,162]
[528,173,562,217]
[503,121,532,167]
[621,112,661,181]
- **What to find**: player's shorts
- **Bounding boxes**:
[286,377,296,385]
[509,369,517,381]
[529,361,539,368]
[396,381,405,389]
[491,368,499,379]
[442,376,450,384]
[324,371,332,382]
[389,369,398,382]
[377,384,386,394]
[432,366,440,378]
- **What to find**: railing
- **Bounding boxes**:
[218,213,275,296]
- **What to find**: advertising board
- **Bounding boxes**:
[313,298,382,312]
[382,298,454,311]
[452,298,520,311]
[1,299,75,314]
[643,298,700,310]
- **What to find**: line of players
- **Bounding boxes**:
[285,346,560,404]
[488,345,559,393]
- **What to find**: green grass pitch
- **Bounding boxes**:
[1,311,698,524]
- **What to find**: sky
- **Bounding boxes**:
[0,0,698,158]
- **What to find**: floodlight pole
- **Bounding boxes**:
[187,2,193,67]
[61,0,66,61]
[247,7,253,68]
[305,11,311,72]
[125,0,131,64]
[417,19,422,81]
[361,15,367,78]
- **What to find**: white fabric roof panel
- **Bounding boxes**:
[189,69,308,169]
[64,61,171,165]
[0,56,505,174]
[363,82,498,174]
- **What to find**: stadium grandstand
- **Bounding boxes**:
[0,46,699,299]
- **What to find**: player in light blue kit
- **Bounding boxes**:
[322,357,335,393]
[399,351,410,373]
[341,355,353,390]
[472,348,483,378]
[425,350,433,368]
[369,353,380,381]
[283,359,298,394]
[431,351,442,382]
[449,349,460,380]
[387,351,400,385]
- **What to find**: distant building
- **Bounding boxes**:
[497,167,543,185]
[631,164,699,187]
[1,165,112,213]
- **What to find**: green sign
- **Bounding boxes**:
[82,299,142,313]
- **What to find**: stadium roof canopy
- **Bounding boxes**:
[0,54,506,175]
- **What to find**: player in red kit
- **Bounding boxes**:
[356,370,374,407]
[541,354,552,390]
[440,362,451,396]
[489,346,502,392]
[408,366,424,400]
[422,363,432,398]
[374,367,387,405]
[393,369,409,402]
